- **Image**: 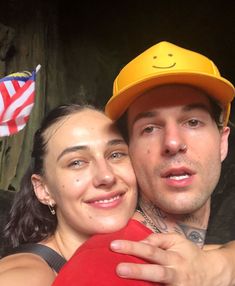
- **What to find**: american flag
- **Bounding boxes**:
[0,65,40,137]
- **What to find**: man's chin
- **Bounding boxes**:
[160,203,201,216]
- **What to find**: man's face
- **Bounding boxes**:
[127,85,230,215]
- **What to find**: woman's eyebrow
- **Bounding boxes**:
[57,145,87,162]
[57,139,126,161]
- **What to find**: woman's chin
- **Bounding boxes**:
[94,218,129,234]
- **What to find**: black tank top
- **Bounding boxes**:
[5,243,67,273]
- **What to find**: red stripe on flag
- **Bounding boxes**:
[4,82,35,121]
[0,83,11,118]
[8,79,33,103]
[5,119,18,135]
[12,80,21,93]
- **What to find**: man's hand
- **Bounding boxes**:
[110,233,233,286]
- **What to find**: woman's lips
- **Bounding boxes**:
[93,195,121,204]
[86,192,125,209]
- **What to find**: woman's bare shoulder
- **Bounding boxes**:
[0,253,56,286]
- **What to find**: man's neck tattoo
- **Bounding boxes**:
[138,198,206,248]
[136,207,161,233]
[177,223,206,248]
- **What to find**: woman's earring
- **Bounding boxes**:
[48,202,56,215]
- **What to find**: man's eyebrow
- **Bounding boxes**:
[131,111,157,126]
[107,138,126,146]
[131,103,211,126]
[182,103,211,113]
[57,139,126,162]
[57,145,87,162]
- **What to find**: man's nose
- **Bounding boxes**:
[93,160,116,188]
[161,124,187,156]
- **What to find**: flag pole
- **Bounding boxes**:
[36,64,41,73]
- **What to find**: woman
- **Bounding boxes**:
[0,104,138,285]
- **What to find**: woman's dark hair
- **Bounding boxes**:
[4,104,96,250]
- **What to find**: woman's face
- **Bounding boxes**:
[37,109,137,241]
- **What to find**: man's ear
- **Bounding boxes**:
[31,174,55,205]
[220,126,230,162]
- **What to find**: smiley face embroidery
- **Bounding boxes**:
[152,53,176,69]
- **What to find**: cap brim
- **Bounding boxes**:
[106,71,234,121]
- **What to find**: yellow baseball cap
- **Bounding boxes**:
[105,41,234,125]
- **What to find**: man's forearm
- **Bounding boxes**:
[207,241,235,286]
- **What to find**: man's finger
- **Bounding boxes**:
[140,233,184,249]
[110,239,178,265]
[115,263,174,284]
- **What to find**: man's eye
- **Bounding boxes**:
[187,119,201,127]
[68,160,85,168]
[110,152,127,159]
[143,126,155,133]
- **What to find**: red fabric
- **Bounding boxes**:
[53,219,162,286]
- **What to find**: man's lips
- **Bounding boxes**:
[167,174,190,180]
[161,167,195,187]
[161,167,195,178]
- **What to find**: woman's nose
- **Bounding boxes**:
[93,161,116,189]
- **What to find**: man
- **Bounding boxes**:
[105,41,235,285]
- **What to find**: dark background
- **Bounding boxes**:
[0,0,235,255]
